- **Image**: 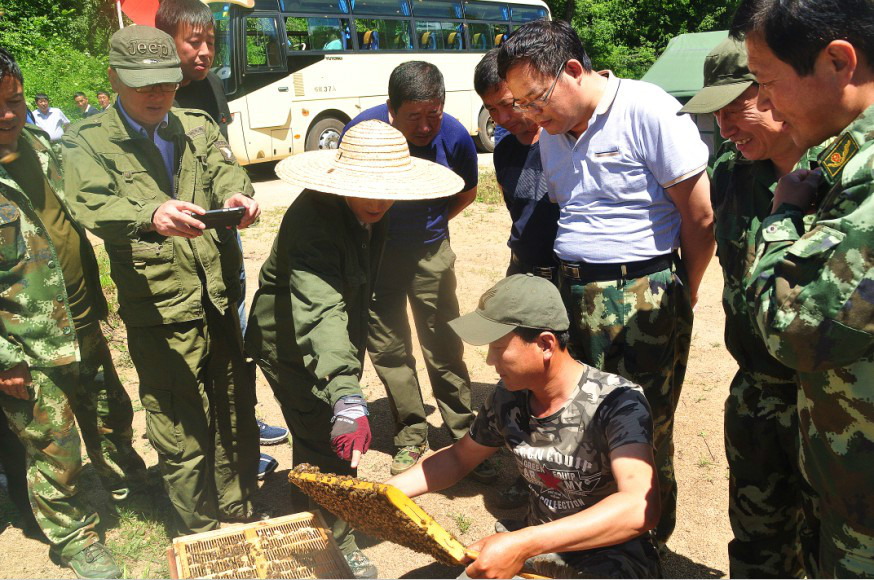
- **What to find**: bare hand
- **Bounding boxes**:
[224,194,260,229]
[773,168,822,213]
[152,200,207,238]
[0,362,31,399]
[464,533,529,579]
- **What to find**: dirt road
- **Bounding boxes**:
[0,171,733,579]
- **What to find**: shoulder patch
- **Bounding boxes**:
[818,132,860,182]
[214,140,236,163]
[185,126,205,139]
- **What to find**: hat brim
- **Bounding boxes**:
[448,312,515,346]
[274,149,465,200]
[115,67,183,89]
[679,81,754,114]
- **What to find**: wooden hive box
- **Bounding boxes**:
[168,511,352,579]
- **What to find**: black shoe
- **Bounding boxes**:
[344,549,378,579]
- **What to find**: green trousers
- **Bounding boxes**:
[0,323,145,559]
[263,366,359,555]
[724,370,819,578]
[127,304,259,535]
[367,238,474,448]
[560,262,692,546]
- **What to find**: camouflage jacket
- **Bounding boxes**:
[711,143,817,381]
[0,126,107,370]
[60,105,253,328]
[745,104,874,533]
[245,191,387,407]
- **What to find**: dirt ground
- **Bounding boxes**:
[0,170,734,579]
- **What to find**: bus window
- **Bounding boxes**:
[463,0,508,20]
[212,7,236,93]
[410,0,463,18]
[285,16,351,50]
[415,20,464,50]
[510,4,547,21]
[280,0,352,12]
[352,0,412,16]
[355,18,413,49]
[245,16,285,69]
[468,22,508,50]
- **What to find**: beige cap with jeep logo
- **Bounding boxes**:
[109,26,183,88]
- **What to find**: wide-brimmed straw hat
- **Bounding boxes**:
[274,120,464,200]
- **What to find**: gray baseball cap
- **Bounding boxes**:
[679,37,756,114]
[109,26,183,88]
[448,274,569,346]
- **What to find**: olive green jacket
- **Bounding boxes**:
[246,191,387,407]
[0,126,107,370]
[60,105,253,327]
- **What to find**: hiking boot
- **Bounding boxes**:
[60,542,121,579]
[390,444,428,475]
[468,457,498,484]
[494,475,528,508]
[258,453,278,480]
[344,549,378,579]
[258,420,289,445]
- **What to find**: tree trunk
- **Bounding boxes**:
[564,0,575,22]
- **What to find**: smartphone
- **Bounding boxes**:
[193,207,246,229]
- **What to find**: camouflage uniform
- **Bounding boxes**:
[0,126,144,559]
[560,259,692,546]
[746,104,874,576]
[711,144,819,578]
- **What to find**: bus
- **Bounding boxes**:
[207,0,550,165]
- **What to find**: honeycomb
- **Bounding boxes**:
[170,511,351,578]
[288,464,467,566]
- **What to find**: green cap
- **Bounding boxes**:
[109,26,183,88]
[448,274,569,346]
[679,37,756,114]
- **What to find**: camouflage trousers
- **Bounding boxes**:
[127,304,259,536]
[724,369,819,578]
[560,262,692,546]
[0,323,145,559]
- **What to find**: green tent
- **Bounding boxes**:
[641,30,728,98]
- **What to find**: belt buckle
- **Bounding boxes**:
[562,264,581,279]
[533,266,553,279]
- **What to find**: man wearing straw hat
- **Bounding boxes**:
[60,26,261,536]
[246,119,464,579]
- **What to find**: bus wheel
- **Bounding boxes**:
[306,117,346,151]
[475,107,495,153]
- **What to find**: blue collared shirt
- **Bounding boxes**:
[116,98,176,195]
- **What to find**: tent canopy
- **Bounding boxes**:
[641,30,729,98]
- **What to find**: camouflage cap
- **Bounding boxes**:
[448,274,569,346]
[679,37,756,114]
[109,26,183,88]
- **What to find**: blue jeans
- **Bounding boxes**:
[236,231,247,335]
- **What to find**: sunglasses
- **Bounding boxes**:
[133,83,180,94]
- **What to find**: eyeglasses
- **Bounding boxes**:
[133,83,180,94]
[513,61,566,113]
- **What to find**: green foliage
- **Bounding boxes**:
[0,0,117,116]
[545,0,742,78]
[476,170,504,205]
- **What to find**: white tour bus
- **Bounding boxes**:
[207,0,550,165]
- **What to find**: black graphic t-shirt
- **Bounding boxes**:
[470,366,653,526]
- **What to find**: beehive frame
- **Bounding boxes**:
[169,511,352,579]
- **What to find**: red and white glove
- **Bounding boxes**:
[330,396,371,467]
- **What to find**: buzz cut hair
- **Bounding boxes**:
[731,0,874,76]
[387,61,445,112]
[74,91,86,99]
[474,48,503,97]
[155,0,215,38]
[0,48,23,86]
[34,93,49,103]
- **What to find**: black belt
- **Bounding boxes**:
[511,252,556,279]
[558,252,676,283]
